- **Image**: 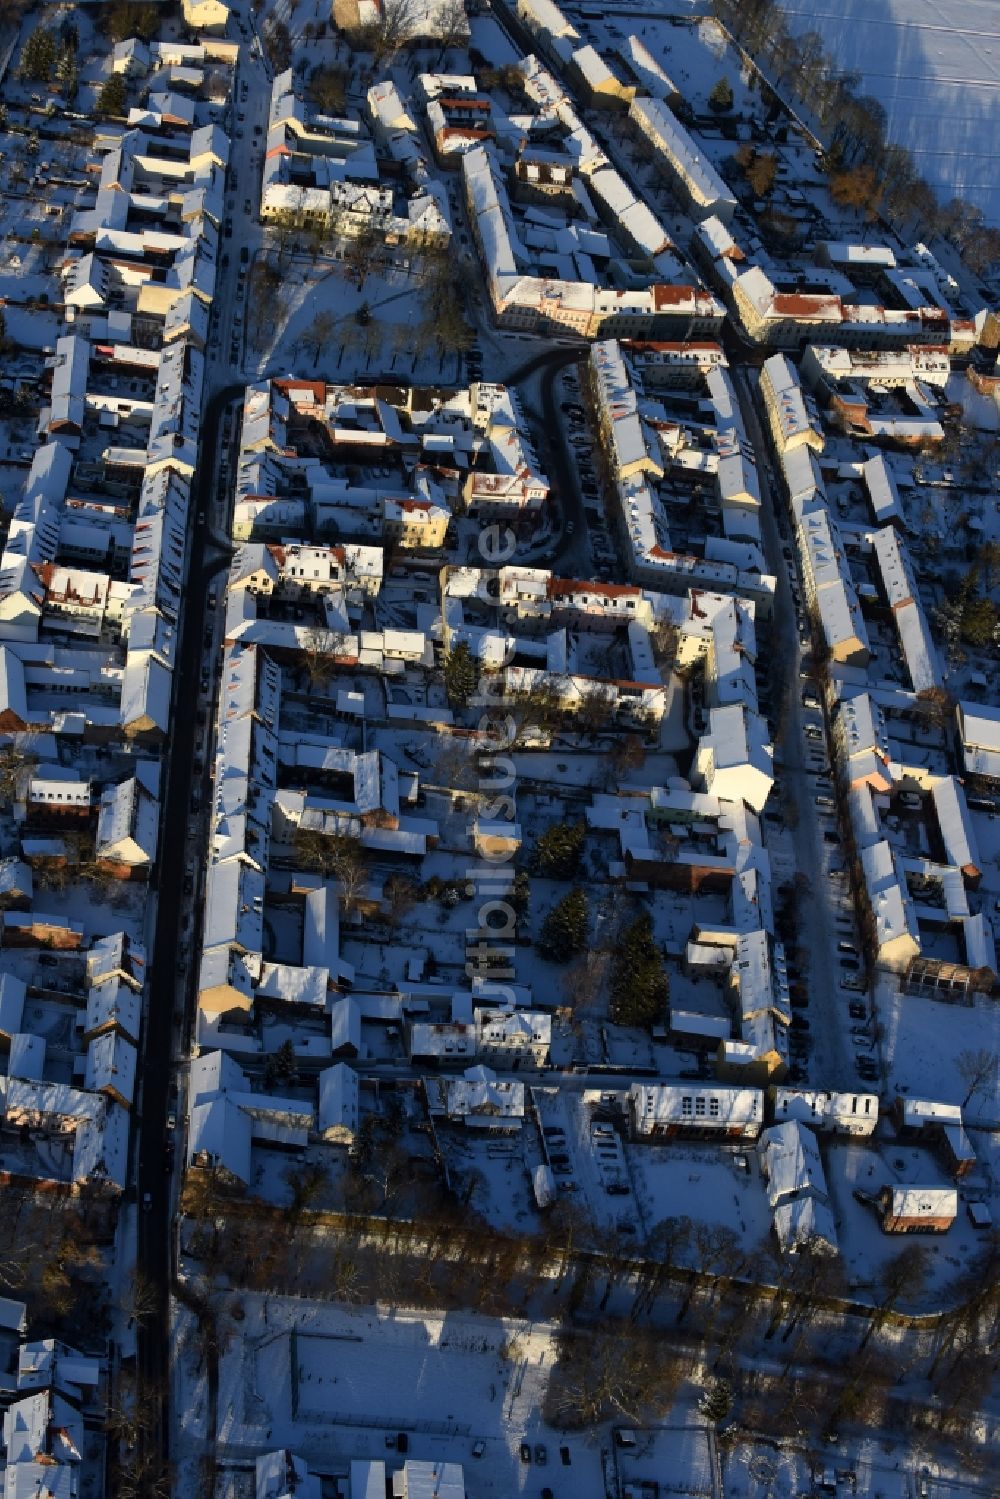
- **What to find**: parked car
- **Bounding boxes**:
[520,1443,532,1464]
[534,1445,547,1465]
[848,1003,867,1020]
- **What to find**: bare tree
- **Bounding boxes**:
[301,624,348,687]
[433,0,468,61]
[121,1269,159,1328]
[956,1048,999,1110]
[343,223,383,289]
[301,310,338,369]
[859,1244,929,1351]
[545,1323,685,1428]
[293,827,367,911]
[559,949,610,1019]
[0,744,36,806]
[361,0,419,62]
[307,62,348,115]
[649,618,680,670]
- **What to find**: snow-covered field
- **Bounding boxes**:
[778,0,1000,222]
[203,1297,609,1496]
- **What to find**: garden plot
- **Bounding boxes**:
[629,1140,770,1247]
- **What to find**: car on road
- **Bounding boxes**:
[142,1192,152,1211]
[565,520,575,534]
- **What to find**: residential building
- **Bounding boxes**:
[878,1186,957,1234]
[628,1082,764,1140]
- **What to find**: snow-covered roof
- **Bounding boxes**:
[188,1096,252,1183]
[628,97,736,217]
[759,1120,827,1207]
[773,1088,878,1133]
[773,1193,838,1255]
[318,1063,359,1139]
[884,1186,957,1220]
[930,776,981,877]
[629,1082,763,1134]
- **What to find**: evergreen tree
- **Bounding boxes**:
[708,77,733,113]
[19,27,58,82]
[508,869,531,918]
[535,820,586,880]
[443,641,478,707]
[699,1377,733,1424]
[610,912,669,1027]
[96,73,128,118]
[539,888,588,962]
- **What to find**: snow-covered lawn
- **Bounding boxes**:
[824,1138,991,1300]
[619,14,759,115]
[878,984,1000,1125]
[250,257,465,386]
[630,1141,769,1245]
